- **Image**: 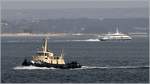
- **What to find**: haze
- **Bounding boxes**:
[2,0,148,9]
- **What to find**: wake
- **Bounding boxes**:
[13,65,149,70]
[13,66,56,70]
[75,65,150,70]
[66,39,100,42]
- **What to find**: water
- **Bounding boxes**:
[1,36,149,83]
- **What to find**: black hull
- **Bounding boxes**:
[22,59,82,69]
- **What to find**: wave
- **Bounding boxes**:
[6,41,23,43]
[13,66,56,70]
[84,39,100,42]
[6,40,42,43]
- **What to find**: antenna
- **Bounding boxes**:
[116,25,119,34]
[42,37,49,52]
[60,49,64,58]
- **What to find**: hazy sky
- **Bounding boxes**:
[2,0,148,1]
[2,0,148,9]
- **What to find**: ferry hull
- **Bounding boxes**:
[100,38,132,41]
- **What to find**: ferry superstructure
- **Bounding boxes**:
[100,28,132,41]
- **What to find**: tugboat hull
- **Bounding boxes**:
[22,59,82,69]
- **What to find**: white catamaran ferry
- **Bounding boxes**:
[100,28,132,41]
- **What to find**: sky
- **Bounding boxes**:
[2,0,148,9]
[2,0,148,1]
[1,0,148,19]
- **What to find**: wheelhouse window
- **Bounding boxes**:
[37,53,49,56]
[37,53,44,56]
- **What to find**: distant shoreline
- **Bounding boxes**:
[0,33,68,37]
[0,32,148,38]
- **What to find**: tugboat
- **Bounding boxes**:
[22,38,82,69]
[100,28,132,41]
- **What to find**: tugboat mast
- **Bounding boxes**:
[60,49,64,59]
[43,38,48,52]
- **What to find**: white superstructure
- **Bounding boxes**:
[100,28,132,41]
[32,38,65,64]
